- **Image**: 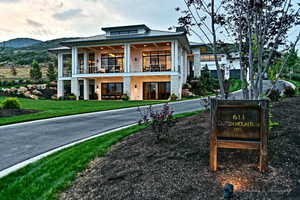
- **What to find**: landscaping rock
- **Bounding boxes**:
[32,89,43,96]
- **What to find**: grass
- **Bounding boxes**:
[286,79,300,94]
[181,79,242,101]
[0,110,202,200]
[229,79,242,93]
[0,97,164,126]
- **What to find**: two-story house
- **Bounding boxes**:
[189,42,240,79]
[50,24,190,100]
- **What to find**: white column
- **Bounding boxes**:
[123,76,131,97]
[58,53,64,78]
[83,79,89,100]
[193,49,201,78]
[71,78,80,100]
[171,75,181,99]
[174,40,179,72]
[180,47,184,74]
[84,50,88,74]
[72,47,78,75]
[183,50,188,83]
[124,44,131,72]
[57,80,64,98]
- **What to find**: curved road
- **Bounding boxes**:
[0,80,293,172]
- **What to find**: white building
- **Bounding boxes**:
[49,25,190,100]
[189,42,240,79]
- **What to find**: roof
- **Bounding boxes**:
[189,42,206,47]
[48,46,71,53]
[61,30,187,46]
[101,24,150,32]
[189,42,238,54]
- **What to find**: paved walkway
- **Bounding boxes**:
[0,80,293,172]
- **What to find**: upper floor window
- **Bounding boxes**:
[142,51,171,72]
[110,30,138,36]
[201,55,221,62]
[101,53,124,73]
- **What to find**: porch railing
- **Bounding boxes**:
[78,65,124,74]
[143,64,171,72]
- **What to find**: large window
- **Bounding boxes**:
[101,53,124,73]
[142,51,171,72]
[88,53,96,73]
[143,82,170,100]
[201,55,222,62]
[78,54,84,73]
[101,83,123,100]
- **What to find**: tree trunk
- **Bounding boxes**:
[237,0,249,99]
[211,0,225,99]
[247,7,255,100]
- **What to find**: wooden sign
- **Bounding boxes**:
[210,99,269,172]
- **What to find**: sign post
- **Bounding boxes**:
[210,99,269,172]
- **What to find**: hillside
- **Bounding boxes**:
[0,37,78,66]
[0,38,42,48]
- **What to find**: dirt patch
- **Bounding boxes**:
[61,96,300,200]
[0,109,39,117]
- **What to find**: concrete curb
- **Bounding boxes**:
[0,123,137,178]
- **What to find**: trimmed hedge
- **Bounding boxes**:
[2,98,21,109]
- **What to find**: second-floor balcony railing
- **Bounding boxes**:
[76,64,172,74]
[143,64,171,72]
[78,65,124,74]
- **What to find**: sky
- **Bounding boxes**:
[0,0,299,49]
[0,0,188,42]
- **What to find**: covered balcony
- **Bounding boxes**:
[74,42,173,75]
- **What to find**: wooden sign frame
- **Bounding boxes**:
[210,99,269,172]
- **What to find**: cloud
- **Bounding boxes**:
[53,9,84,20]
[26,19,43,28]
[0,0,20,3]
[0,27,13,33]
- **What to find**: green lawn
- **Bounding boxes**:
[287,79,300,94]
[0,97,164,126]
[0,110,202,200]
[229,79,242,93]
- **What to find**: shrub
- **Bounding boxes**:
[266,89,281,101]
[284,86,296,97]
[2,98,21,109]
[67,93,77,100]
[121,94,130,101]
[138,103,176,142]
[169,93,178,101]
[292,73,300,81]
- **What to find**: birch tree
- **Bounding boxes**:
[224,0,300,99]
[176,0,227,99]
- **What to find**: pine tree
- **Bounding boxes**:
[30,60,42,81]
[47,63,57,81]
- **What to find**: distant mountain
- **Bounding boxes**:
[21,37,79,51]
[0,37,79,66]
[0,38,42,48]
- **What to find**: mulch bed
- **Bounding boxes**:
[0,109,39,117]
[61,95,300,200]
